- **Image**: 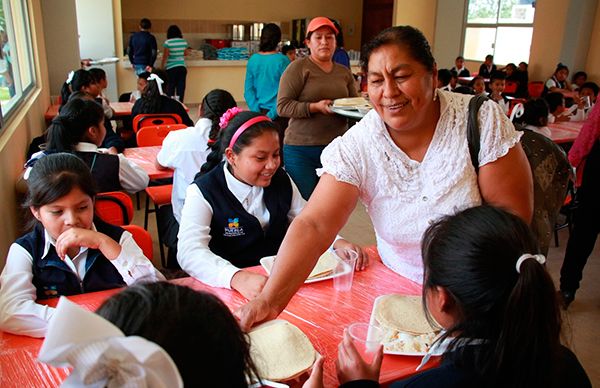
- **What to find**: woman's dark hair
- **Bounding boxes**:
[96,282,261,387]
[361,26,435,73]
[139,69,169,114]
[200,89,237,144]
[515,98,549,127]
[47,98,104,151]
[200,110,279,175]
[421,206,562,387]
[330,19,345,47]
[60,69,95,107]
[571,71,587,84]
[25,153,96,230]
[259,23,281,52]
[545,92,565,114]
[88,68,106,83]
[167,25,183,39]
[554,63,569,75]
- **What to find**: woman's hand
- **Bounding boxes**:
[336,329,383,384]
[55,228,121,260]
[310,99,333,115]
[302,354,325,388]
[333,239,368,271]
[235,296,280,331]
[230,270,268,300]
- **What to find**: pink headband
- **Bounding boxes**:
[228,116,272,149]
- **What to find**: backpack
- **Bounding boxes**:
[467,95,572,255]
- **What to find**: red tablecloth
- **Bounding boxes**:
[0,249,435,387]
[548,120,583,144]
[123,146,173,180]
[44,102,134,122]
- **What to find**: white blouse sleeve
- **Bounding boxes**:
[478,100,523,167]
[317,134,362,188]
[109,231,165,284]
[0,244,54,338]
[117,154,150,193]
[177,184,241,289]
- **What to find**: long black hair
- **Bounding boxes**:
[138,69,168,114]
[96,282,261,387]
[199,110,279,175]
[47,98,105,152]
[200,89,237,144]
[421,206,562,387]
[60,69,95,107]
[259,23,281,52]
[167,25,183,39]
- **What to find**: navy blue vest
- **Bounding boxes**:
[75,152,122,193]
[194,163,292,268]
[16,218,127,300]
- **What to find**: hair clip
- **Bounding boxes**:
[515,253,546,273]
[219,107,244,129]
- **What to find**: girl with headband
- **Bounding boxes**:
[335,206,591,387]
[177,109,363,299]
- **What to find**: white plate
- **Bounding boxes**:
[331,107,366,120]
[368,295,438,356]
[260,255,349,284]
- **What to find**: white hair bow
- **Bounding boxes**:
[66,71,75,84]
[515,253,546,273]
[147,73,164,95]
[38,297,183,388]
[509,103,525,121]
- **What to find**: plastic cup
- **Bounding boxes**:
[348,322,384,363]
[332,248,358,292]
[582,95,591,109]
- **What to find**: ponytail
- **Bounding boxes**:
[200,89,237,145]
[47,98,105,152]
[60,69,95,107]
[139,70,168,114]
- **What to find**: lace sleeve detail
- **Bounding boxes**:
[317,134,362,188]
[478,100,523,166]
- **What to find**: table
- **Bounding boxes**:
[44,102,134,123]
[548,120,583,144]
[123,146,173,180]
[0,250,436,387]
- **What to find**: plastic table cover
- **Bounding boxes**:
[548,120,584,144]
[123,145,173,180]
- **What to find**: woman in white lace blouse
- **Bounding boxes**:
[238,26,533,330]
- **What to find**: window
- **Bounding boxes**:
[463,0,536,65]
[0,0,35,124]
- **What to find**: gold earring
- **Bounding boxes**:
[433,89,438,101]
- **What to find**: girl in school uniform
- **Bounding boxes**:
[0,153,164,338]
[177,109,361,299]
[335,206,591,388]
[27,97,149,194]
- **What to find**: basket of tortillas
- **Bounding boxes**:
[260,251,340,283]
[370,294,440,355]
[248,320,317,382]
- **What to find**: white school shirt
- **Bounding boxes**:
[523,124,552,138]
[0,225,165,338]
[177,163,307,289]
[156,118,213,223]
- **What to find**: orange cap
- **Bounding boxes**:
[305,17,338,38]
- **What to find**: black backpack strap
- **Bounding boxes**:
[466,94,489,173]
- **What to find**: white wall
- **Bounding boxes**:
[433,0,466,69]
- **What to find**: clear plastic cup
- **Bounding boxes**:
[332,248,358,292]
[348,322,384,363]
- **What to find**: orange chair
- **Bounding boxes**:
[122,224,154,262]
[136,124,187,147]
[132,113,182,133]
[528,81,545,98]
[144,184,172,267]
[504,81,518,95]
[95,191,134,225]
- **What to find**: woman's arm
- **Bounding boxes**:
[237,174,360,329]
[161,47,169,69]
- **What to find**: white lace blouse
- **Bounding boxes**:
[318,89,522,283]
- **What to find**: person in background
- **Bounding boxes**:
[570,71,587,92]
[450,55,470,77]
[437,69,453,91]
[161,25,190,102]
[579,82,598,116]
[478,54,496,79]
[330,19,350,68]
[128,18,157,75]
[282,44,296,62]
[132,69,193,126]
[0,153,162,338]
[89,68,115,120]
[513,98,551,138]
[488,71,509,115]
[545,92,571,123]
[156,89,237,268]
[449,71,458,91]
[517,61,530,97]
[336,206,591,387]
[277,16,357,199]
[470,76,486,95]
[545,63,577,98]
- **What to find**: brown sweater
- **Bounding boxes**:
[277,57,357,146]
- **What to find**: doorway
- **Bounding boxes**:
[361,0,394,47]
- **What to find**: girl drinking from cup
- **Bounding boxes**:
[335,206,591,387]
[177,109,361,300]
[0,153,164,338]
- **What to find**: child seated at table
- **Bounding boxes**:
[436,69,452,91]
[513,98,551,138]
[155,89,237,268]
[27,98,148,193]
[89,67,115,120]
[177,109,362,299]
[470,76,486,95]
[574,81,599,121]
[488,71,509,115]
[545,92,573,123]
[0,153,163,338]
[335,206,591,387]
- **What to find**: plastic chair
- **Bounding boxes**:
[136,124,187,147]
[95,191,134,225]
[528,81,545,98]
[144,184,173,267]
[122,224,154,262]
[132,113,182,133]
[504,81,518,95]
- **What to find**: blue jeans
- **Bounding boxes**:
[283,144,326,200]
[134,64,147,75]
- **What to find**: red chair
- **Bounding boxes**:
[504,81,518,95]
[528,81,545,98]
[144,184,173,267]
[122,224,154,261]
[508,98,527,118]
[95,191,134,225]
[132,113,183,133]
[136,124,187,147]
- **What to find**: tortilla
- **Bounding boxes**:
[249,320,316,381]
[333,97,372,108]
[375,295,435,335]
[307,251,339,279]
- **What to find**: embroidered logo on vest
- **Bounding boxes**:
[43,285,59,297]
[224,217,245,237]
